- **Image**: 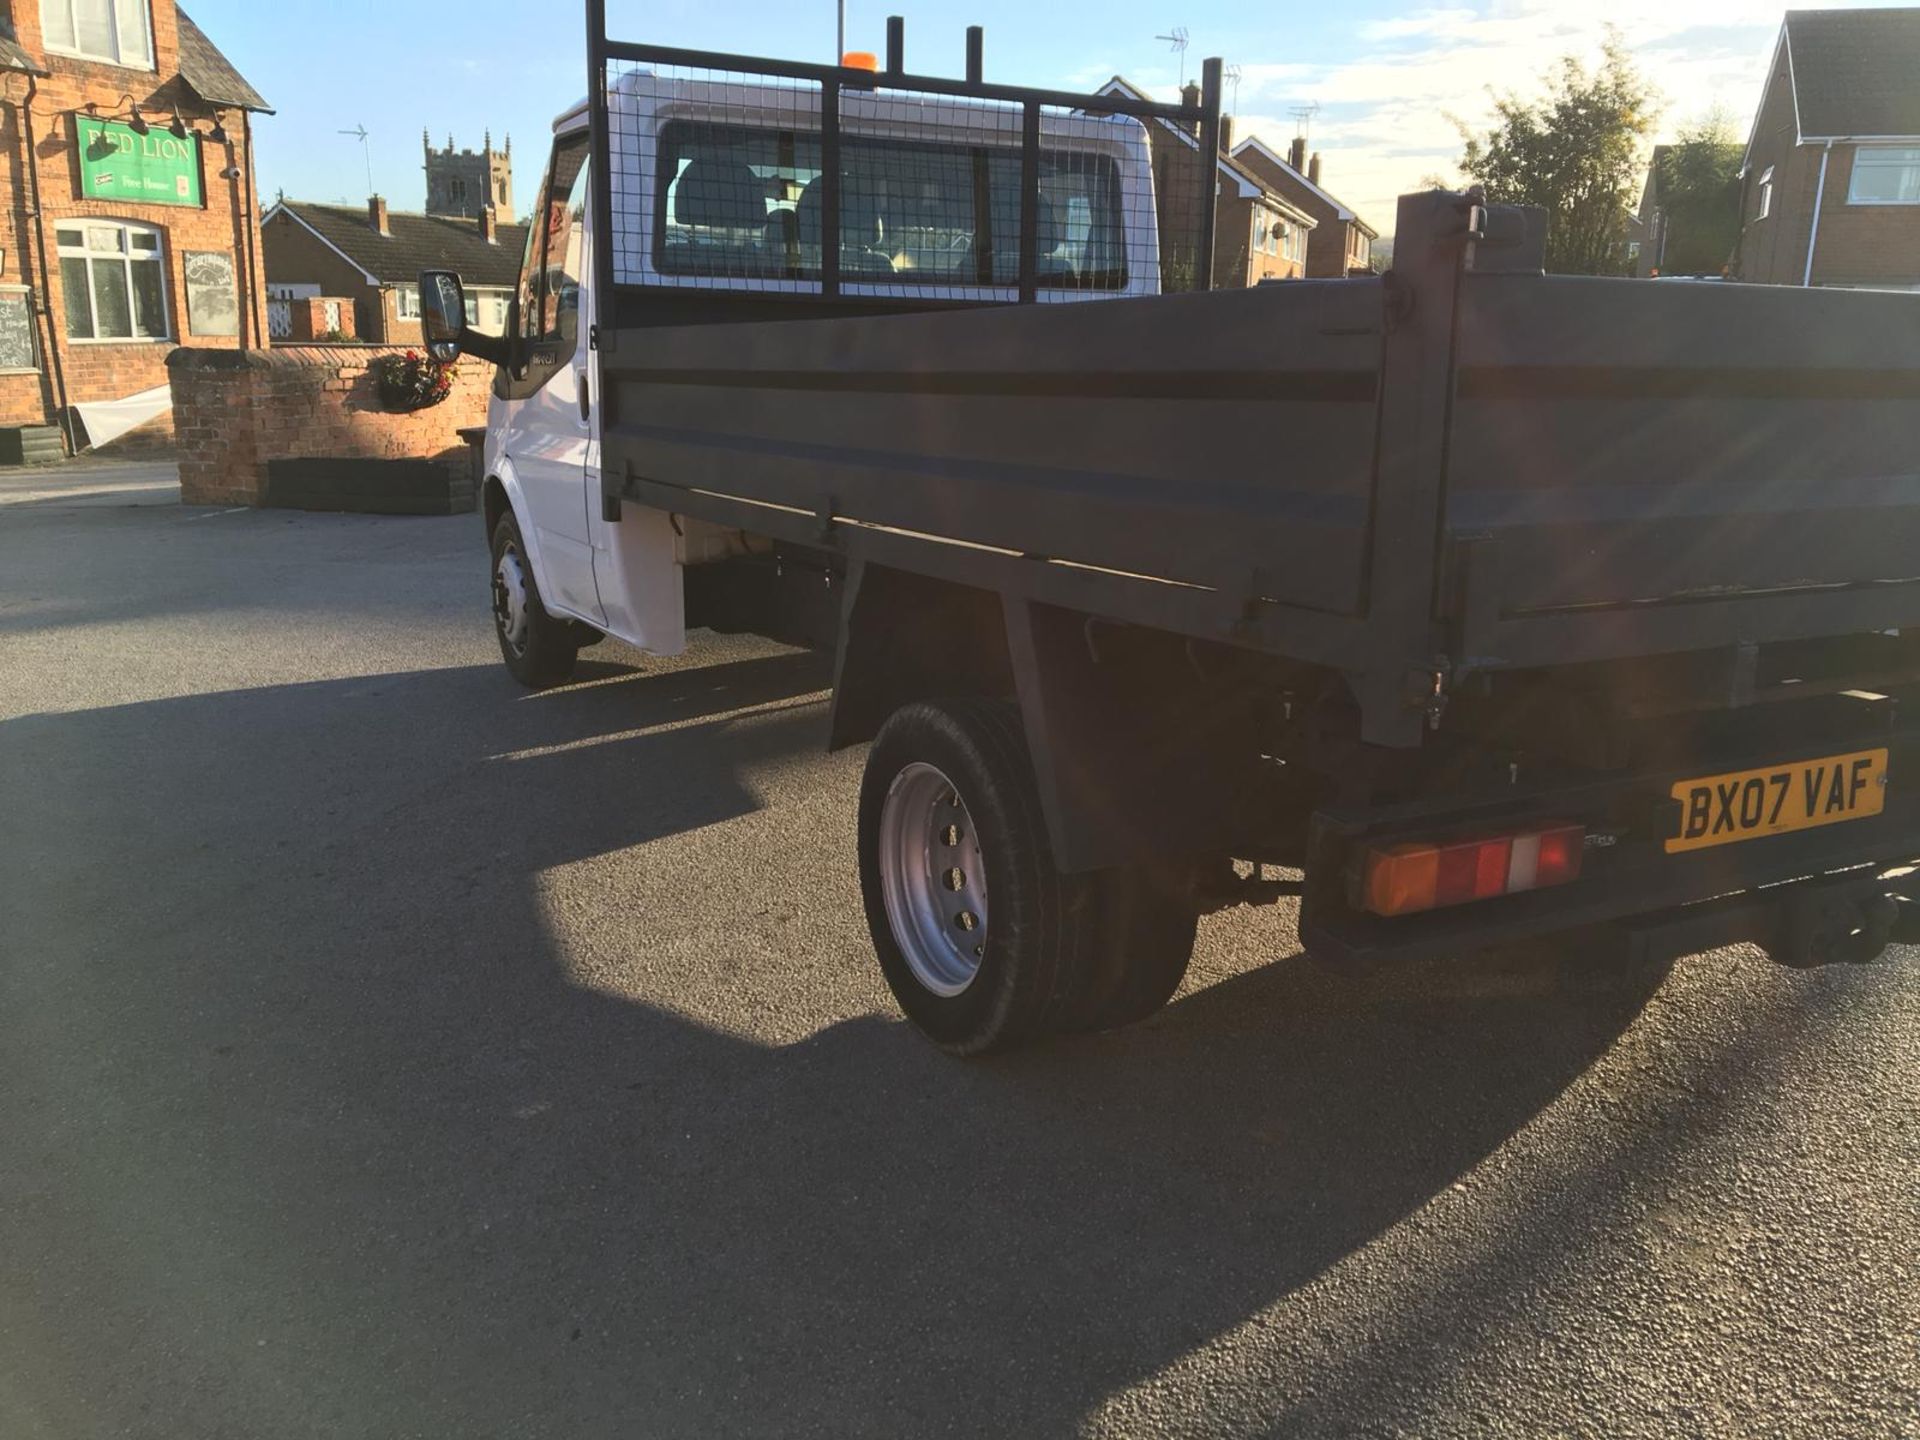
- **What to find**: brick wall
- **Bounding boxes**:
[168,345,492,506]
[284,296,358,342]
[0,0,268,448]
[1737,54,1814,285]
[1803,146,1920,289]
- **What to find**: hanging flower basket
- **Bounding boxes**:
[374,350,454,412]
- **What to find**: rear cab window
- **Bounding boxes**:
[652,120,1127,292]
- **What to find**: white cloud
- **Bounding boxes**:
[1211,0,1803,233]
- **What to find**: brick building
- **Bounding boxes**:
[1096,77,1317,289]
[1735,8,1920,290]
[0,0,268,456]
[261,197,526,344]
[1229,135,1379,278]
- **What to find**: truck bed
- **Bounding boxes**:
[598,193,1920,745]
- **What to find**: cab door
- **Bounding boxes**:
[497,130,603,625]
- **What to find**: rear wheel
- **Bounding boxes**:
[490,512,578,688]
[859,699,1091,1055]
[857,698,1201,1052]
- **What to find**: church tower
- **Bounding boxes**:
[423,131,514,220]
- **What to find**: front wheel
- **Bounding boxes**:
[490,512,578,688]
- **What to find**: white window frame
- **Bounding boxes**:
[1846,146,1920,206]
[40,0,155,69]
[56,218,168,342]
[394,284,421,319]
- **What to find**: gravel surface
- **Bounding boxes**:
[3,471,1916,1438]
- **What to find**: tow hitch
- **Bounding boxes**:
[1621,872,1909,970]
[1774,879,1900,968]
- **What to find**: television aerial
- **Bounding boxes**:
[1155,26,1190,88]
[338,124,374,197]
[1289,101,1321,149]
[1224,62,1243,115]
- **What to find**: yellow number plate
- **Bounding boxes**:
[1666,748,1888,854]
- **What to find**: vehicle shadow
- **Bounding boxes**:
[1,649,1671,1439]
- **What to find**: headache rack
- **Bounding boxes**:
[584,0,1225,319]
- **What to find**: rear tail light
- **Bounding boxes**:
[1361,821,1585,918]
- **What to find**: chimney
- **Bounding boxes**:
[1308,152,1322,187]
[1180,80,1201,135]
[1219,115,1234,153]
[1288,136,1306,172]
[368,195,390,236]
[479,203,498,245]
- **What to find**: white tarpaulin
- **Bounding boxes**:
[71,384,172,451]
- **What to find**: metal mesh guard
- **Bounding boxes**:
[603,61,1201,301]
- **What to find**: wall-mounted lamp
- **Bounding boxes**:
[108,94,150,135]
[168,109,188,140]
[207,116,229,146]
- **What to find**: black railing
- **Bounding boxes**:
[585,2,1223,311]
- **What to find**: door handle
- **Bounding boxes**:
[576,368,591,423]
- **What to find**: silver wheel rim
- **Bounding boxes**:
[494,543,530,656]
[878,762,990,997]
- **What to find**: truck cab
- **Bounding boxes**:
[430,71,1164,686]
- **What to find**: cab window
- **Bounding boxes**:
[519,132,590,347]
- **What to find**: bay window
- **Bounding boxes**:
[58,221,167,341]
[41,0,154,68]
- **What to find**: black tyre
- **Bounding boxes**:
[858,699,1094,1055]
[490,512,579,688]
[1063,865,1199,1034]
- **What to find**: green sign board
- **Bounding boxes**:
[74,115,202,208]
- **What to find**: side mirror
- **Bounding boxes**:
[419,269,465,363]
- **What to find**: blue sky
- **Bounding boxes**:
[196,0,1893,237]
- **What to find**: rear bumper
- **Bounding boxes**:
[1298,709,1920,965]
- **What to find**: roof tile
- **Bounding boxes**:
[1786,8,1920,139]
[176,8,271,113]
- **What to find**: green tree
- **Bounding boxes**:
[1456,32,1660,275]
[1651,111,1743,275]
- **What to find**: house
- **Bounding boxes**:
[1096,77,1317,289]
[1229,135,1378,277]
[1632,147,1669,276]
[0,0,271,457]
[260,198,527,343]
[1632,141,1743,277]
[1734,8,1920,289]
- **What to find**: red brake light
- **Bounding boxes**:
[1362,822,1584,918]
